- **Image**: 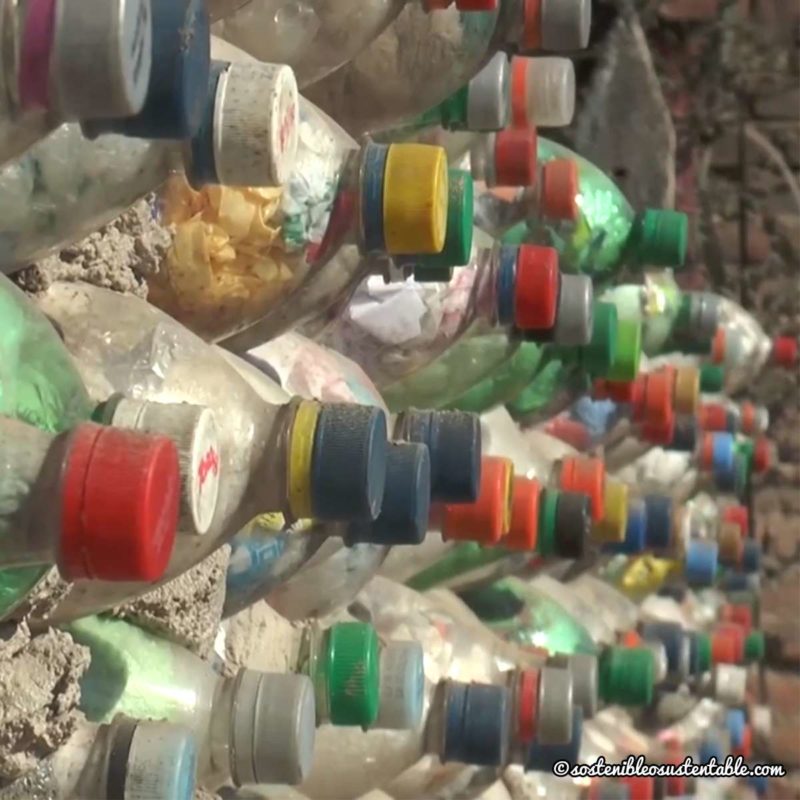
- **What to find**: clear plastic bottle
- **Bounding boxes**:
[0,715,198,800]
[305,0,591,137]
[30,280,391,624]
[0,415,180,580]
[0,0,153,169]
[215,0,497,89]
[69,615,318,790]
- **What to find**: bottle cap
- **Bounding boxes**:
[493,127,539,187]
[748,773,770,798]
[553,491,591,558]
[598,646,653,706]
[721,603,752,632]
[641,369,674,427]
[514,244,560,330]
[540,158,579,221]
[722,505,749,536]
[673,366,700,415]
[689,292,721,341]
[639,622,688,680]
[540,0,592,51]
[505,478,541,551]
[551,274,594,346]
[700,403,729,432]
[721,572,750,592]
[107,398,220,536]
[739,402,758,436]
[710,431,735,475]
[718,521,745,566]
[59,424,179,582]
[607,498,647,555]
[39,0,152,119]
[231,670,316,785]
[467,53,510,131]
[694,632,712,673]
[684,539,718,587]
[536,665,574,745]
[592,481,628,544]
[700,363,725,393]
[643,639,668,684]
[396,410,481,503]
[698,737,725,765]
[711,328,727,364]
[669,418,698,452]
[712,627,744,664]
[310,404,388,521]
[641,410,675,447]
[383,144,449,254]
[525,707,583,772]
[511,56,576,128]
[606,319,642,382]
[442,681,510,767]
[376,642,425,730]
[581,302,618,376]
[725,709,747,748]
[733,725,752,759]
[618,777,655,800]
[86,0,210,139]
[564,653,598,719]
[346,442,431,546]
[536,488,559,557]
[771,335,798,367]
[741,539,762,574]
[713,664,747,706]
[753,436,773,473]
[323,622,380,727]
[515,668,540,743]
[744,631,765,663]
[629,209,688,267]
[441,456,513,544]
[643,494,673,550]
[560,456,605,522]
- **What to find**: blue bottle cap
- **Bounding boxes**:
[698,736,724,764]
[525,707,583,773]
[346,442,431,546]
[669,418,698,452]
[741,539,762,574]
[687,630,702,675]
[362,144,390,253]
[711,432,735,476]
[639,621,686,676]
[443,682,510,767]
[722,572,750,592]
[496,246,519,327]
[311,404,388,521]
[684,539,718,587]
[86,0,210,140]
[726,709,747,748]
[605,498,646,555]
[747,772,770,797]
[643,494,673,550]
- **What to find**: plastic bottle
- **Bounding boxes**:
[0,415,180,579]
[0,716,198,800]
[304,0,591,137]
[0,0,154,169]
[70,615,318,790]
[215,0,497,89]
[500,138,689,287]
[31,280,392,624]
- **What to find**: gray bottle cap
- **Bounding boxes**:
[712,664,747,707]
[670,636,691,686]
[524,57,575,127]
[467,53,510,132]
[567,653,599,719]
[552,274,594,346]
[536,665,574,745]
[540,0,592,51]
[644,640,669,685]
[231,670,316,786]
[691,293,720,340]
[51,0,152,119]
[754,406,770,433]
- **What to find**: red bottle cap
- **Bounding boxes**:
[59,423,180,582]
[514,244,559,330]
[699,432,715,470]
[441,456,513,545]
[644,369,675,427]
[454,0,497,9]
[619,776,655,800]
[593,377,641,405]
[739,402,756,436]
[640,410,675,446]
[720,604,753,634]
[539,159,579,221]
[560,457,605,521]
[711,328,727,364]
[522,0,542,50]
[722,505,749,536]
[510,57,529,128]
[620,629,643,647]
[545,416,591,450]
[700,403,728,432]
[771,336,798,367]
[505,477,541,551]
[494,127,538,187]
[753,437,772,473]
[711,626,744,664]
[516,668,540,743]
[733,724,752,758]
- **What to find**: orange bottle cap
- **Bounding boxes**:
[505,477,541,551]
[560,456,605,521]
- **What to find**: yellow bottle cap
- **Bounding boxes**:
[673,365,700,415]
[287,401,321,520]
[592,480,629,543]
[383,144,448,254]
[619,555,680,598]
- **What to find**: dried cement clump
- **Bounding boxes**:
[0,622,90,782]
[111,545,231,659]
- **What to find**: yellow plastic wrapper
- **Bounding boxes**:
[615,555,681,599]
[147,176,306,341]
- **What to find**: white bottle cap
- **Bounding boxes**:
[644,640,669,685]
[536,665,574,745]
[515,57,575,128]
[713,664,748,706]
[109,398,220,536]
[553,274,594,346]
[376,641,425,730]
[540,0,592,51]
[213,61,299,187]
[754,406,770,433]
[467,52,510,132]
[51,0,152,119]
[566,653,598,719]
[231,670,316,786]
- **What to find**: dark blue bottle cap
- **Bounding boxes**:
[525,707,583,773]
[443,682,509,767]
[496,246,519,326]
[346,442,431,546]
[684,539,718,587]
[698,737,724,764]
[722,572,750,592]
[186,61,227,188]
[725,410,739,433]
[687,630,701,675]
[747,772,769,797]
[86,0,210,140]
[741,539,761,574]
[668,418,698,452]
[553,491,590,559]
[311,404,388,521]
[643,495,673,550]
[639,621,685,675]
[605,499,646,555]
[362,144,389,253]
[726,709,746,748]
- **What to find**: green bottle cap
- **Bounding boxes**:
[501,221,531,246]
[323,622,380,727]
[537,488,559,557]
[413,169,474,271]
[674,293,693,332]
[605,318,642,382]
[630,209,688,268]
[734,453,750,498]
[744,631,765,663]
[437,85,471,129]
[581,302,618,376]
[696,632,712,672]
[599,646,653,706]
[700,363,725,393]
